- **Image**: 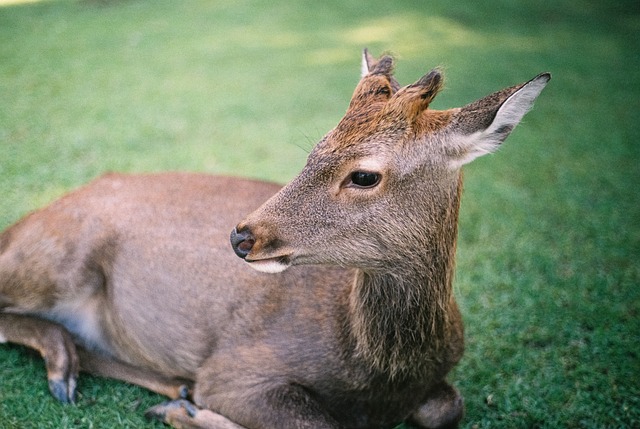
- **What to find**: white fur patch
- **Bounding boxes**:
[448,74,550,169]
[488,74,549,136]
[361,52,370,77]
[355,157,385,173]
[447,132,493,169]
[247,259,290,274]
[41,293,108,352]
[0,332,6,343]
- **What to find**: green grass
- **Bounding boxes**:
[1,0,638,427]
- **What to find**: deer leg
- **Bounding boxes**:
[145,399,246,429]
[408,381,464,429]
[0,313,79,404]
[78,347,193,400]
[146,383,340,429]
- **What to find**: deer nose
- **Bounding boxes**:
[230,227,255,259]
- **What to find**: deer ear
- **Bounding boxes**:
[361,48,376,77]
[447,72,551,168]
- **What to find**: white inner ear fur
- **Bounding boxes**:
[361,54,370,77]
[448,75,549,170]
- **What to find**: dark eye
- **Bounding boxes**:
[349,171,381,188]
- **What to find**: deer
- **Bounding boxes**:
[0,50,549,428]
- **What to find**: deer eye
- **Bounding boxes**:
[349,171,381,188]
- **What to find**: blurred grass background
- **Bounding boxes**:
[0,0,638,428]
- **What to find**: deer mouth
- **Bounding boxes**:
[245,255,292,274]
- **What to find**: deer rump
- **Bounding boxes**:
[0,50,549,429]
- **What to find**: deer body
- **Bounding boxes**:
[0,51,549,428]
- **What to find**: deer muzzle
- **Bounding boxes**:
[230,226,293,274]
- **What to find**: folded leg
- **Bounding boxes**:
[0,313,79,403]
[146,399,246,429]
[78,348,193,400]
[146,383,340,429]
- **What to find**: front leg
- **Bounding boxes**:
[146,384,341,429]
[146,399,245,429]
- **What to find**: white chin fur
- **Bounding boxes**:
[246,259,290,274]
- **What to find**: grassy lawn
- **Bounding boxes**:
[1,0,638,428]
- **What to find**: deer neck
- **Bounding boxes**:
[347,175,462,380]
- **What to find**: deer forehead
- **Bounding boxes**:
[309,106,454,175]
[330,102,454,154]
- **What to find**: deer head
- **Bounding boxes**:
[231,51,550,275]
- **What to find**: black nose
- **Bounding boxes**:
[230,227,255,259]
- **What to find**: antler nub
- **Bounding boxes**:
[412,69,443,103]
[370,55,394,76]
[384,68,445,122]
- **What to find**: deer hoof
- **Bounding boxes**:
[178,384,191,399]
[48,377,76,404]
[145,399,199,422]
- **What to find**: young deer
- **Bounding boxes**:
[0,51,549,428]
